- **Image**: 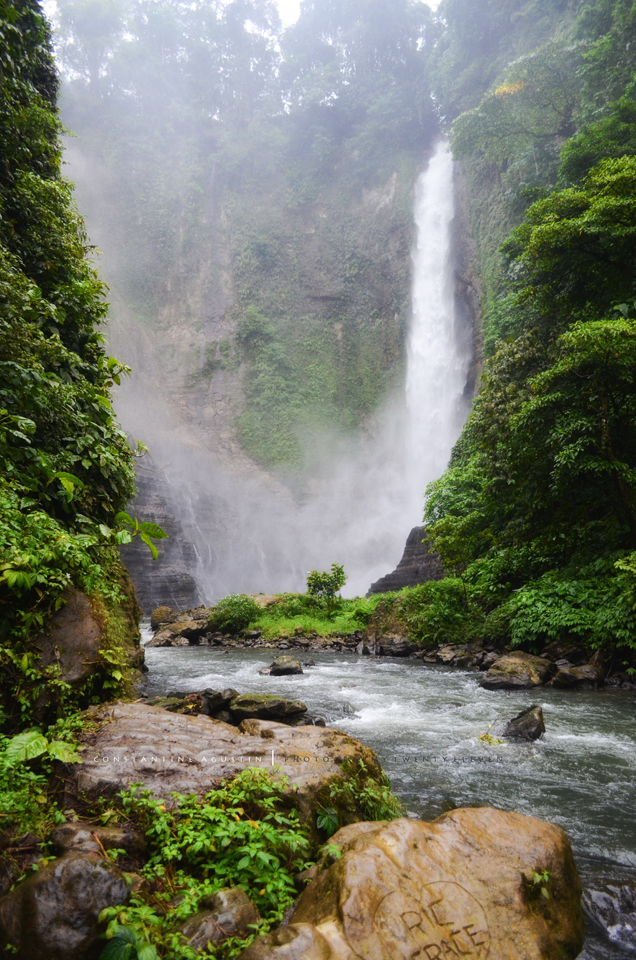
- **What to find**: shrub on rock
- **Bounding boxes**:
[208,595,260,635]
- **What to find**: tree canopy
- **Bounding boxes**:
[0,0,142,727]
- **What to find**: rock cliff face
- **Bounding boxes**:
[367,526,443,595]
[119,455,205,612]
[69,143,479,605]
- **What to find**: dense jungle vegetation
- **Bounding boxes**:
[0,0,163,733]
[420,0,636,667]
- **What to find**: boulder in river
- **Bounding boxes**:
[239,807,584,960]
[503,705,545,741]
[583,880,636,953]
[0,851,130,960]
[59,702,383,817]
[270,655,303,676]
[176,887,260,950]
[480,651,553,690]
[150,605,177,629]
[228,693,307,722]
[550,663,601,689]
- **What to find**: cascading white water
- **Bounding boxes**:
[405,139,470,514]
[104,138,472,598]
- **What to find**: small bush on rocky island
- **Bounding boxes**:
[208,595,261,635]
[306,563,347,618]
[253,592,382,639]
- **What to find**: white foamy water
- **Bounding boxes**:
[144,643,636,958]
[405,139,470,505]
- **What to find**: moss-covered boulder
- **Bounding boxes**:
[480,652,553,690]
[229,693,307,721]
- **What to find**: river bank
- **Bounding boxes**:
[143,642,636,959]
[144,608,635,694]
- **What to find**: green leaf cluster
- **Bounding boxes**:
[421,0,636,663]
[95,768,312,959]
[208,595,261,636]
[0,0,158,729]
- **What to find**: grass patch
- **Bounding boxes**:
[251,593,386,639]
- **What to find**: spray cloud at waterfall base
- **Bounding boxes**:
[115,142,472,606]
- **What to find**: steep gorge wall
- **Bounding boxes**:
[66,137,431,607]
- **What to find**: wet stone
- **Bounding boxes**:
[0,851,130,960]
[270,656,303,676]
[583,880,636,952]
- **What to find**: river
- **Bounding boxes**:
[143,640,636,958]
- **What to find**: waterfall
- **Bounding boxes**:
[102,138,472,602]
[404,139,470,516]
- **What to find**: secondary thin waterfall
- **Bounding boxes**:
[404,138,470,517]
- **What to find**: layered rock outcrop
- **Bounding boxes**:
[367,526,443,595]
[60,701,383,815]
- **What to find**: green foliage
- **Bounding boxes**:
[0,0,152,727]
[327,759,405,823]
[306,563,347,616]
[559,96,636,184]
[316,806,339,838]
[251,592,380,639]
[506,562,636,651]
[208,595,260,635]
[100,925,158,960]
[306,563,347,598]
[96,769,312,959]
[0,716,80,836]
[425,0,636,658]
[526,869,552,901]
[451,40,582,188]
[4,727,80,763]
[500,157,636,333]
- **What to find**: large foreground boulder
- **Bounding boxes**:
[60,702,382,814]
[240,808,584,960]
[0,851,130,960]
[480,652,553,690]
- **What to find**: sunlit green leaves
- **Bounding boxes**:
[5,730,49,762]
[4,728,80,764]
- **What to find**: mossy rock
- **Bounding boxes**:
[229,694,307,721]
